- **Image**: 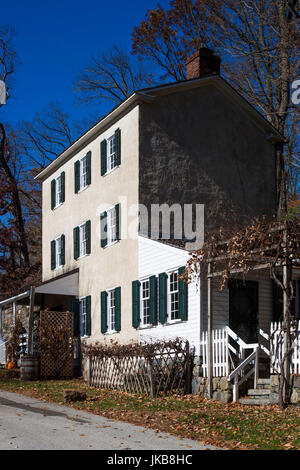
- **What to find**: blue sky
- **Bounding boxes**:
[1,0,170,128]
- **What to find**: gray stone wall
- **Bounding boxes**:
[270,375,300,405]
[191,355,233,403]
[139,84,277,234]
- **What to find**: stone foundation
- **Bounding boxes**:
[269,374,300,405]
[191,356,233,403]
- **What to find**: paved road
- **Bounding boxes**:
[0,390,221,450]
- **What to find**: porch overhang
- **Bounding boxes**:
[35,271,79,296]
[0,269,79,308]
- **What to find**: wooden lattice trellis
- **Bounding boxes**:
[40,311,74,378]
[88,340,191,397]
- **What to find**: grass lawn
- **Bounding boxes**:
[0,377,299,450]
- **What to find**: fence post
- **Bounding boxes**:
[88,355,92,386]
[147,358,155,398]
[233,375,239,402]
[254,347,259,389]
[185,341,191,394]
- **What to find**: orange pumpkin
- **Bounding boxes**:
[7,362,14,370]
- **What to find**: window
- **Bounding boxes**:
[80,155,88,190]
[168,272,179,321]
[107,135,117,172]
[101,129,121,176]
[79,223,87,257]
[80,297,87,336]
[73,220,91,260]
[51,235,65,270]
[100,204,120,248]
[78,296,91,337]
[140,279,150,326]
[55,175,62,207]
[55,236,63,268]
[51,172,65,209]
[101,287,121,334]
[75,151,91,193]
[107,206,117,245]
[108,289,116,332]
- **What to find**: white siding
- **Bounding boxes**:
[138,237,201,354]
[201,270,273,334]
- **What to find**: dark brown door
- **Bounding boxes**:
[229,280,259,344]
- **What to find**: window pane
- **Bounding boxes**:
[80,156,87,189]
[80,298,87,336]
[107,207,117,245]
[169,272,179,320]
[56,175,62,206]
[141,279,150,325]
[80,224,87,256]
[107,136,116,171]
[108,290,116,331]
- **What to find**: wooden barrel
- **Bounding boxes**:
[20,356,39,381]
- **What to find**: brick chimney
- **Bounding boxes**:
[186,48,221,80]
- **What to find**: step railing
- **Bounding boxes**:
[228,347,259,402]
[200,326,259,378]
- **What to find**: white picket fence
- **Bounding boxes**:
[270,321,300,374]
[201,321,300,378]
[200,328,229,377]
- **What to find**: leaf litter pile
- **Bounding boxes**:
[0,378,299,450]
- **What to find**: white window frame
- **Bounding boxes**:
[79,222,87,258]
[79,297,87,337]
[107,206,117,246]
[106,134,117,173]
[79,154,88,191]
[167,270,180,322]
[107,288,117,333]
[54,236,63,269]
[54,174,63,208]
[140,278,151,327]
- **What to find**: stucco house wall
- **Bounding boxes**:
[41,105,140,344]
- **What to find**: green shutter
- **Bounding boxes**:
[73,226,79,260]
[86,295,91,336]
[71,299,80,337]
[115,203,120,241]
[51,179,56,209]
[132,280,141,328]
[115,128,121,166]
[178,267,188,321]
[101,291,108,334]
[86,151,91,185]
[101,140,107,176]
[61,172,65,203]
[85,220,91,254]
[61,234,65,266]
[74,160,80,193]
[51,240,56,270]
[149,276,158,325]
[159,272,168,324]
[100,211,107,248]
[115,287,121,332]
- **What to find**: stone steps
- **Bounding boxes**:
[248,388,270,396]
[239,378,271,405]
[239,397,271,406]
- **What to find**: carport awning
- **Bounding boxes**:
[35,271,79,296]
[0,270,79,308]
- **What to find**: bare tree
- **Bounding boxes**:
[18,103,75,170]
[133,0,300,206]
[0,26,17,100]
[74,45,155,106]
